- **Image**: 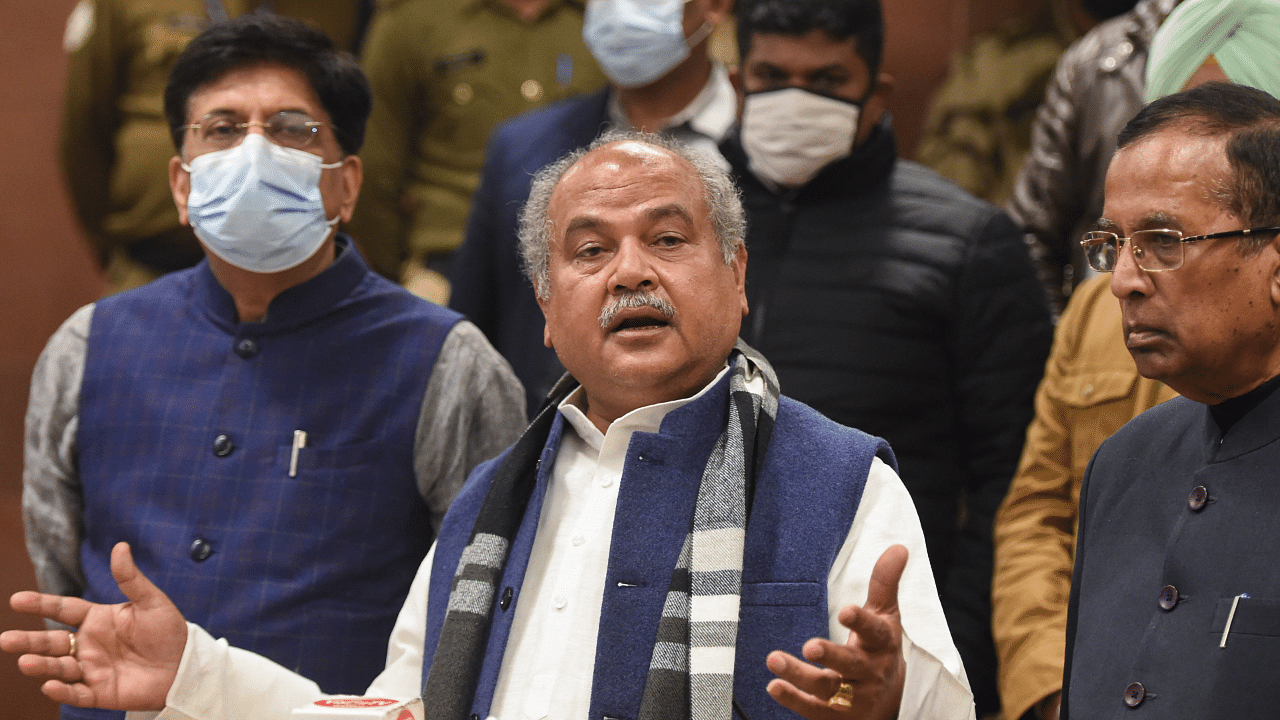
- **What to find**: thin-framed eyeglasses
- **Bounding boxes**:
[1080,227,1280,273]
[182,110,332,152]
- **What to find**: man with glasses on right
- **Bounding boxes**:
[1061,81,1280,719]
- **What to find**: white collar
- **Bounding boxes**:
[606,63,737,142]
[558,363,732,451]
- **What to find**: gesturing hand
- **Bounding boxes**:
[765,544,908,720]
[1,542,188,711]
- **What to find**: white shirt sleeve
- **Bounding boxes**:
[141,548,437,720]
[145,460,972,720]
[828,457,976,720]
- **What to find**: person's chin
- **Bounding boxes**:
[1129,348,1182,383]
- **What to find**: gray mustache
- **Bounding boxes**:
[599,291,677,329]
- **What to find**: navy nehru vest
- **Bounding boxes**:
[423,370,893,720]
[75,238,460,720]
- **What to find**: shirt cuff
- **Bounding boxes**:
[146,622,323,720]
[900,631,977,720]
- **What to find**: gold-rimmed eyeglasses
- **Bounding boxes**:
[1081,227,1280,273]
[183,110,332,152]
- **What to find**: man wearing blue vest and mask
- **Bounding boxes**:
[19,13,525,720]
[5,132,975,720]
[721,1,1053,717]
[450,0,737,417]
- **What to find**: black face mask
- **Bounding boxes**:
[1079,0,1139,21]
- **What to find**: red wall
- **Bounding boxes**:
[1,0,106,716]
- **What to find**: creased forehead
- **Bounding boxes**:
[548,142,705,218]
[559,140,695,186]
[1106,129,1235,219]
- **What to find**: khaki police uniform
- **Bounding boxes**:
[916,2,1083,208]
[61,0,366,293]
[347,0,606,289]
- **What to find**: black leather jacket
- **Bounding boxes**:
[1007,0,1180,309]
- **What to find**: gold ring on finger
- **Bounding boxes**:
[827,680,854,708]
[67,631,78,658]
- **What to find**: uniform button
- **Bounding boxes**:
[500,586,513,611]
[1082,383,1094,398]
[1102,55,1118,71]
[1189,485,1208,511]
[1124,681,1145,707]
[233,337,259,358]
[453,83,473,105]
[553,595,567,609]
[1159,585,1178,610]
[212,434,234,457]
[521,79,543,102]
[190,538,213,562]
[572,535,585,546]
[601,477,613,488]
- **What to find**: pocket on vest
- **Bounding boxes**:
[1210,596,1280,638]
[741,582,822,606]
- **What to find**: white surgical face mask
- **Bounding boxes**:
[583,0,714,89]
[182,132,343,273]
[740,87,862,189]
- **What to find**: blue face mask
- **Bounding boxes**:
[182,133,343,273]
[583,0,714,89]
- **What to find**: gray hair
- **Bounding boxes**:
[517,130,747,300]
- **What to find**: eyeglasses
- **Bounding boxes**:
[1081,227,1280,273]
[183,110,332,152]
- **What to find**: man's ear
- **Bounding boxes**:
[536,285,555,349]
[855,72,895,145]
[1269,234,1280,307]
[337,155,363,223]
[733,242,749,317]
[168,155,191,226]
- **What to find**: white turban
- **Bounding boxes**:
[1145,0,1280,101]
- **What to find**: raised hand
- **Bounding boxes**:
[765,544,908,720]
[1,542,187,711]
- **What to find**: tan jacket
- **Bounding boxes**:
[992,275,1177,720]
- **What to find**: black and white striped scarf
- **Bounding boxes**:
[422,341,779,720]
[636,342,778,720]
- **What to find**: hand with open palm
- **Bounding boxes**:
[1,542,187,711]
[766,544,908,720]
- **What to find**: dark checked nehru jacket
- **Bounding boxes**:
[1063,388,1280,719]
[72,238,458,709]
